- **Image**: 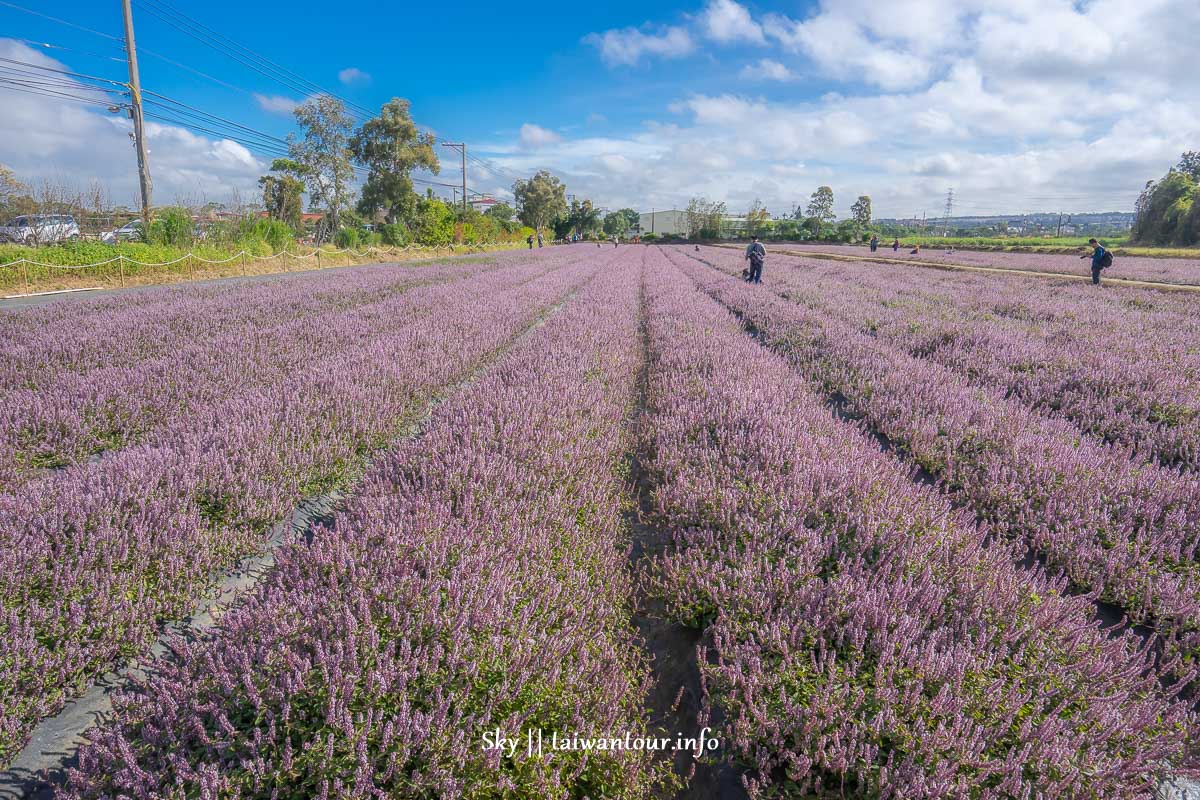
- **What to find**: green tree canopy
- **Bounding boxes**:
[746,199,771,238]
[1133,155,1200,246]
[850,195,872,227]
[565,199,603,236]
[411,195,455,246]
[603,210,630,237]
[350,98,439,225]
[513,170,567,232]
[0,164,29,218]
[258,158,307,230]
[1177,151,1200,181]
[485,202,516,223]
[804,186,836,223]
[289,96,355,238]
[617,208,640,233]
[685,196,726,239]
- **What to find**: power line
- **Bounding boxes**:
[137,45,264,97]
[0,73,124,98]
[2,3,518,204]
[134,0,523,190]
[0,80,118,108]
[134,0,374,120]
[0,1,123,42]
[8,38,125,63]
[134,1,339,113]
[143,89,292,148]
[0,55,127,86]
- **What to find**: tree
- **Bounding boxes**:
[685,196,726,239]
[289,96,355,238]
[564,198,602,237]
[512,170,567,232]
[485,202,516,223]
[1177,151,1200,181]
[350,98,439,225]
[746,199,771,238]
[805,186,836,223]
[603,210,629,238]
[0,165,28,220]
[258,158,307,230]
[618,208,640,233]
[836,219,863,242]
[850,195,872,227]
[1132,171,1197,245]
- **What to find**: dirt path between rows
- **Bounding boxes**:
[624,260,749,799]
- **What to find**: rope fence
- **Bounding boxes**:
[0,242,510,294]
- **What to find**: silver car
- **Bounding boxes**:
[0,214,83,245]
[100,219,144,243]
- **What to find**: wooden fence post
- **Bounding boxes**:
[21,260,31,294]
[118,256,125,287]
[240,251,247,276]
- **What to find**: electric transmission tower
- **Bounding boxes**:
[940,188,955,236]
[936,188,955,236]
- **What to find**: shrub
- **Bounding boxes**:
[333,228,360,249]
[238,217,294,254]
[412,198,455,246]
[378,223,407,246]
[642,233,658,242]
[147,207,194,247]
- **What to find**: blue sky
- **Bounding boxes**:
[2,0,1198,218]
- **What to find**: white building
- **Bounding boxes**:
[637,209,687,236]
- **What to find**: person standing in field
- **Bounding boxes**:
[745,235,766,284]
[537,231,544,248]
[892,238,900,252]
[527,233,534,250]
[1080,238,1110,285]
[870,235,879,252]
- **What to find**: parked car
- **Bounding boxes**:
[0,215,82,245]
[100,219,144,244]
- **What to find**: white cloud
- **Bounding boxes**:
[701,0,765,44]
[337,67,371,85]
[583,25,694,66]
[556,0,1200,217]
[739,59,795,82]
[0,39,268,207]
[763,11,935,91]
[253,93,300,115]
[519,123,563,149]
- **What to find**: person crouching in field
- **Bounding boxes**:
[745,235,766,283]
[1080,238,1111,285]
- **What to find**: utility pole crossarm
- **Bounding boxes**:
[122,0,153,228]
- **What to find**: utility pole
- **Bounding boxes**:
[441,142,467,211]
[122,0,152,229]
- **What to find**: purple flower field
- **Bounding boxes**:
[2,244,1199,797]
[782,242,1200,286]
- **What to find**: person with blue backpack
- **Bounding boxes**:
[1080,238,1113,285]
